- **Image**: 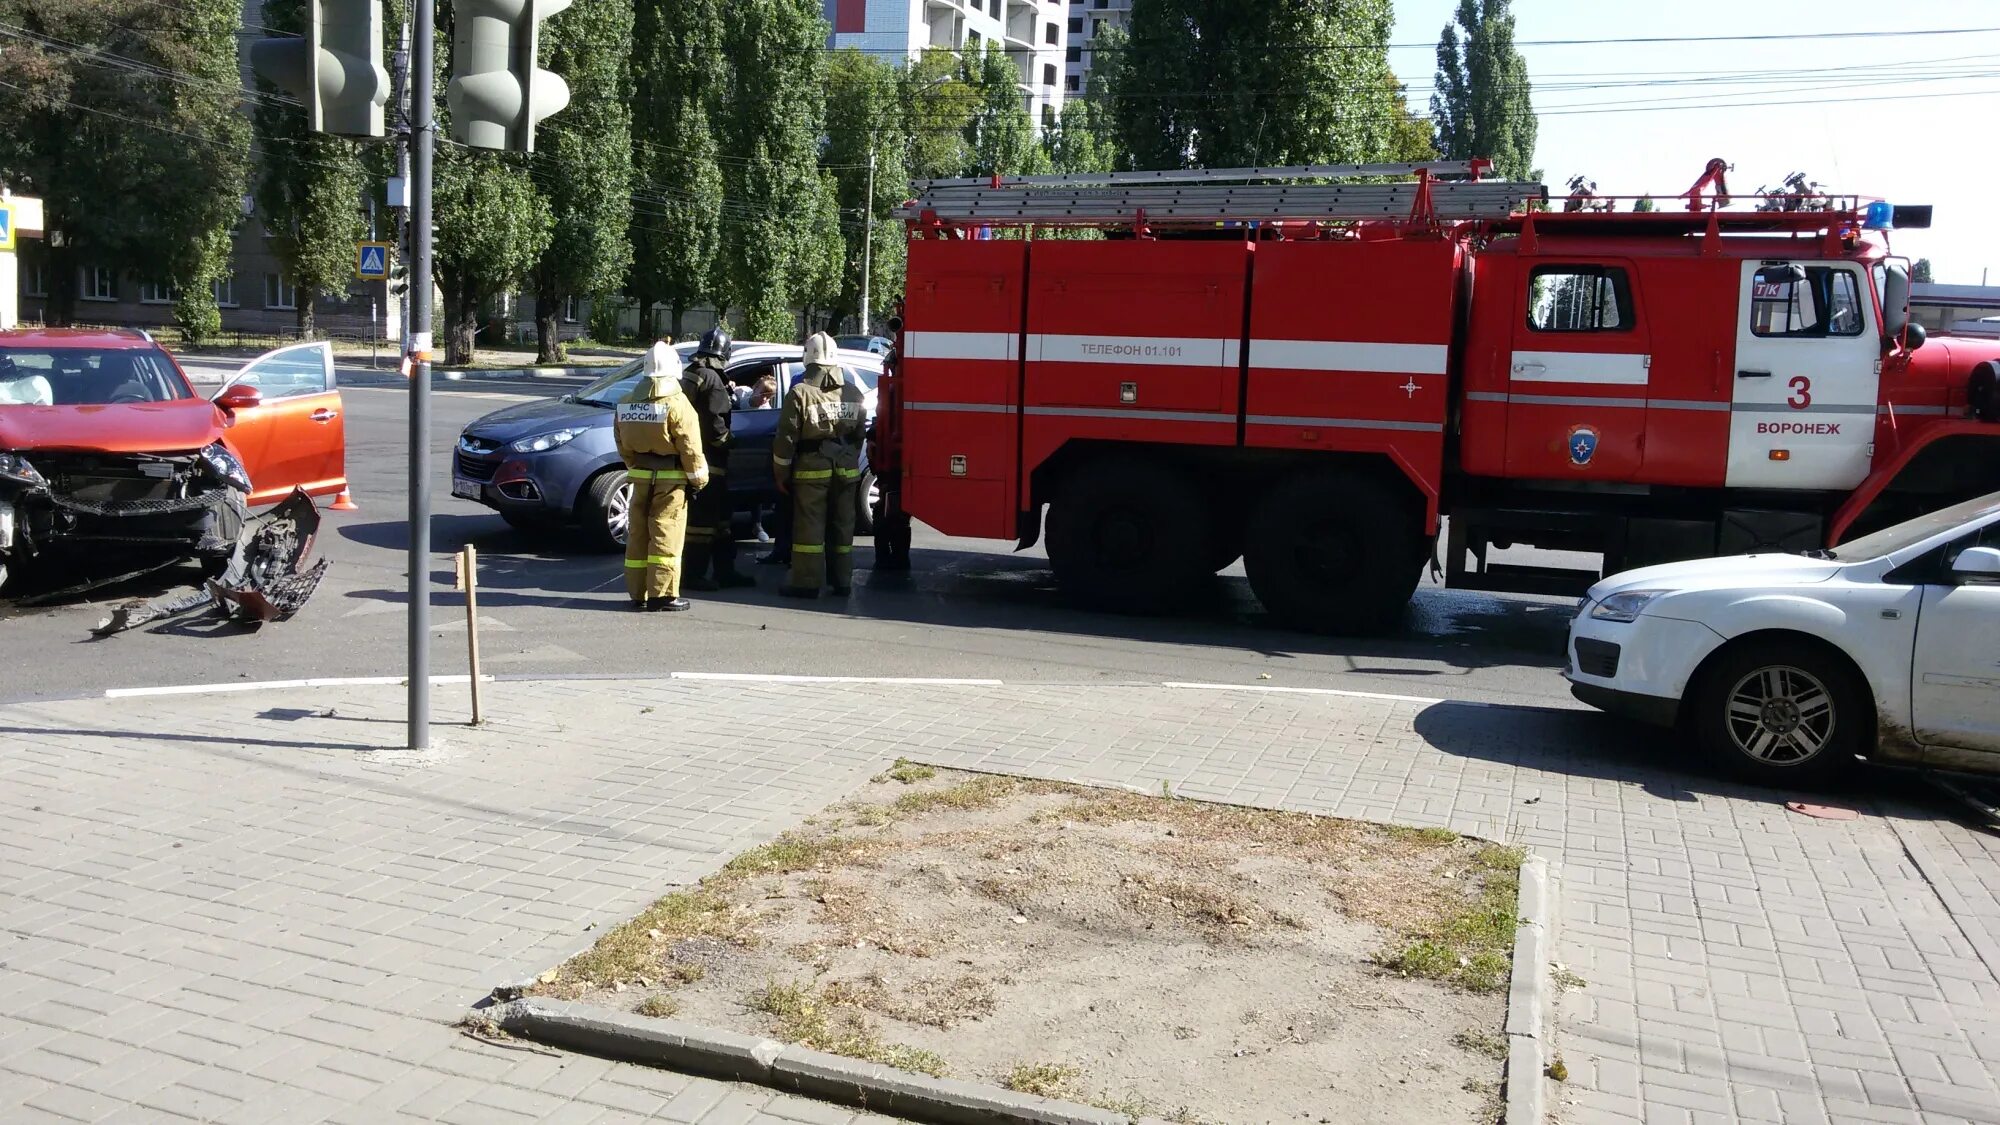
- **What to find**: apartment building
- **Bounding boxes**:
[827,0,1068,127]
[1063,0,1130,95]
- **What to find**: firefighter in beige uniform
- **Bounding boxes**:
[774,332,867,598]
[614,342,709,611]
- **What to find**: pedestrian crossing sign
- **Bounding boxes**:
[0,203,14,252]
[355,242,390,281]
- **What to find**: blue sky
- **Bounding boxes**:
[1387,0,2000,282]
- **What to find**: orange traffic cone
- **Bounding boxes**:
[329,487,359,511]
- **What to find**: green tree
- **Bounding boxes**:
[901,48,975,181]
[252,0,368,339]
[1043,80,1116,175]
[630,0,724,340]
[0,0,248,338]
[1107,0,1412,170]
[531,0,634,362]
[823,49,907,330]
[1432,0,1537,181]
[1633,195,1656,213]
[1913,259,1934,283]
[962,44,1042,178]
[432,7,552,364]
[720,0,832,341]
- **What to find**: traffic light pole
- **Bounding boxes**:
[407,0,435,750]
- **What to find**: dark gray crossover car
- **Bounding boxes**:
[451,342,881,549]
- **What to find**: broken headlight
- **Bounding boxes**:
[199,442,253,493]
[0,452,47,488]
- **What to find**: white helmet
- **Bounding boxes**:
[802,331,838,368]
[644,340,682,379]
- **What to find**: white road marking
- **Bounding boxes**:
[104,674,493,699]
[1160,680,1444,705]
[669,672,1005,686]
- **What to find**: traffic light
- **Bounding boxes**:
[249,0,391,138]
[446,0,572,153]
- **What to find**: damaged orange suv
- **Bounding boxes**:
[0,328,348,592]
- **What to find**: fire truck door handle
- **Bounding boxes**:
[1737,369,1772,379]
[1512,362,1545,376]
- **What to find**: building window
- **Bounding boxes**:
[265,273,297,310]
[213,276,238,307]
[1066,44,1080,62]
[1043,63,1057,86]
[23,263,48,298]
[139,281,179,305]
[1042,105,1056,127]
[1044,22,1058,44]
[966,30,979,47]
[1066,75,1080,91]
[1527,266,1634,333]
[81,265,116,302]
[1068,16,1081,33]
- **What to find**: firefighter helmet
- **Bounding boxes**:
[694,326,732,364]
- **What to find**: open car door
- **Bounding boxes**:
[216,341,348,505]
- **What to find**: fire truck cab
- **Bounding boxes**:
[875,164,2000,634]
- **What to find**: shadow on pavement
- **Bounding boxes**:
[332,512,1574,676]
[1412,698,1969,819]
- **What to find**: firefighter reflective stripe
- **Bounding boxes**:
[1509,351,1651,386]
[1249,340,1450,375]
[834,467,863,479]
[794,544,825,554]
[627,468,687,480]
[795,469,835,480]
[624,558,647,568]
[834,545,853,554]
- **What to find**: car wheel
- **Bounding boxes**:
[1242,472,1422,635]
[856,469,877,536]
[1693,642,1864,787]
[1046,458,1213,613]
[578,470,631,553]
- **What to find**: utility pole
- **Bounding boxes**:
[407,0,436,750]
[860,132,876,336]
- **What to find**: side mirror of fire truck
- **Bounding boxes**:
[886,316,903,334]
[1902,322,1927,353]
[1880,264,1915,353]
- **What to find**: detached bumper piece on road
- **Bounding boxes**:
[92,489,328,636]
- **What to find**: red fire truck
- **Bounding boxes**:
[869,160,2000,634]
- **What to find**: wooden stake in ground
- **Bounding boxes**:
[455,545,484,725]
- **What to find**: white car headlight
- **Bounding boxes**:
[511,428,582,453]
[1589,589,1668,623]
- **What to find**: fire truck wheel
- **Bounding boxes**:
[1690,640,1863,788]
[1046,459,1213,613]
[1243,473,1421,635]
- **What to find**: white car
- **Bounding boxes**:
[1567,491,2000,784]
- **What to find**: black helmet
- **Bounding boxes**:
[694,326,732,364]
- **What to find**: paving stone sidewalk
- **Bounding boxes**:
[1,679,1997,1124]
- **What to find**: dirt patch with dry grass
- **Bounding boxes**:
[530,768,1521,1124]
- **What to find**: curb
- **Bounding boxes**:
[1505,854,1555,1125]
[486,998,1130,1125]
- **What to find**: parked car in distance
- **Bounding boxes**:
[451,342,883,550]
[834,334,892,357]
[0,329,347,592]
[1567,490,2000,784]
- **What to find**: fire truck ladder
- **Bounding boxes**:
[897,162,1548,225]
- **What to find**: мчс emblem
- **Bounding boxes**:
[1567,424,1599,467]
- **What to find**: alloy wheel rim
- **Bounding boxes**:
[609,481,632,545]
[1725,665,1835,764]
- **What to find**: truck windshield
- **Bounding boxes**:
[0,347,191,406]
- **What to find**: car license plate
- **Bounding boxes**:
[451,479,481,500]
